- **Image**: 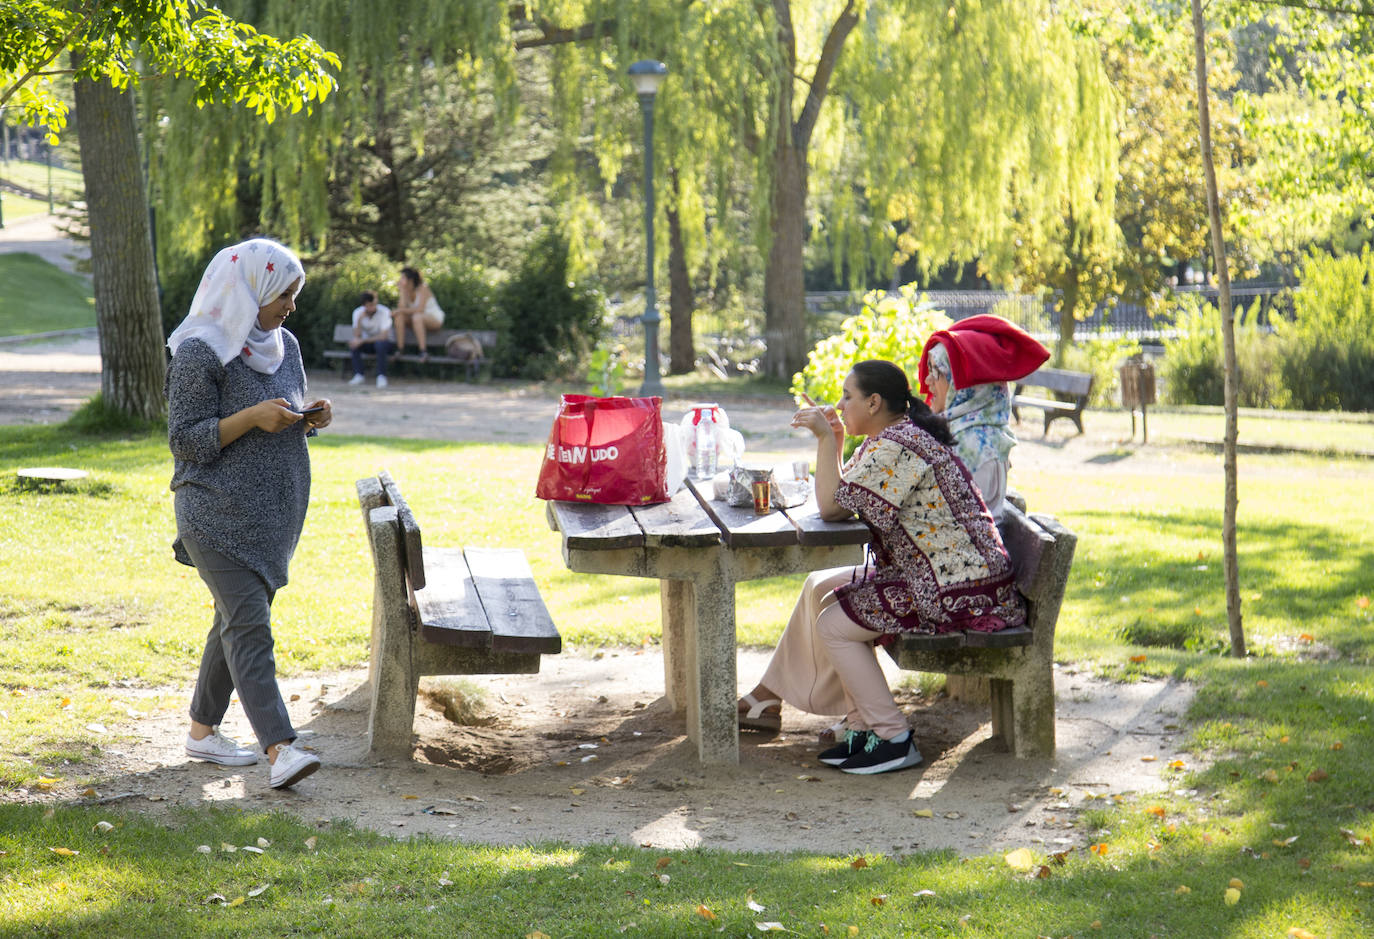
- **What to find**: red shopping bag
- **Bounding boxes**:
[535,394,669,504]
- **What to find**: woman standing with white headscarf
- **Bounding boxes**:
[166,237,329,790]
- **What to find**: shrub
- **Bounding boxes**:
[1159,297,1287,408]
[1059,332,1142,408]
[1275,249,1374,411]
[492,227,604,380]
[789,283,952,409]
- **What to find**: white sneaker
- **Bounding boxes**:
[269,742,321,789]
[376,375,388,388]
[186,728,259,766]
[348,373,365,386]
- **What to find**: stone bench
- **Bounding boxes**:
[884,503,1077,758]
[357,470,561,759]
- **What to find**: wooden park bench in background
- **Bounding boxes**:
[884,502,1077,758]
[325,325,497,381]
[357,470,561,759]
[1012,367,1094,436]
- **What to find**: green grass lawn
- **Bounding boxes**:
[0,253,94,335]
[1,423,1372,937]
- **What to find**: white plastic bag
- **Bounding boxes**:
[662,421,687,494]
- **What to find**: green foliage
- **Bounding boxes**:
[0,1,339,138]
[492,227,604,380]
[0,252,93,335]
[63,394,165,436]
[1059,333,1142,408]
[1159,298,1289,409]
[585,346,626,397]
[789,284,951,410]
[1276,249,1374,411]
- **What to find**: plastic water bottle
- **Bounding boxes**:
[695,407,718,479]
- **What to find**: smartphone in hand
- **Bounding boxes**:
[297,405,326,416]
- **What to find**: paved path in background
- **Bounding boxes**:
[0,213,89,274]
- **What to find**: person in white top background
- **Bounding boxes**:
[391,267,445,361]
[347,290,394,387]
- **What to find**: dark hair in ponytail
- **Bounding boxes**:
[851,359,954,447]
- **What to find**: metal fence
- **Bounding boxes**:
[608,284,1294,373]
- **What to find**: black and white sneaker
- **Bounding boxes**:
[818,729,874,766]
[838,733,923,775]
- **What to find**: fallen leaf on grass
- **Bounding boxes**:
[226,897,246,908]
[93,821,114,833]
[36,776,62,791]
[747,899,765,913]
[1298,634,1314,643]
[913,889,937,898]
[196,845,212,854]
[1260,769,1280,783]
[1358,596,1370,610]
[1004,848,1036,871]
[1332,741,1344,751]
[1273,836,1299,847]
[1256,680,1269,688]
[755,923,786,932]
[1229,878,1244,889]
[695,904,716,921]
[851,857,869,870]
[1339,828,1371,846]
[1035,865,1052,879]
[304,836,317,850]
[655,857,672,869]
[1357,881,1374,888]
[48,847,78,857]
[1168,760,1185,769]
[1287,929,1317,939]
[797,774,820,782]
[912,809,934,818]
[1146,806,1166,818]
[247,884,270,898]
[1090,843,1109,856]
[1224,887,1241,906]
[241,846,264,855]
[220,843,237,853]
[1175,885,1191,895]
[1130,655,1147,663]
[1140,755,1157,763]
[525,932,550,939]
[1307,769,1329,783]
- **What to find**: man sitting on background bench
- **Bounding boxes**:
[348,290,394,388]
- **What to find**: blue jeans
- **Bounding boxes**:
[351,339,393,378]
[182,535,295,752]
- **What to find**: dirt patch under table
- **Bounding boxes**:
[21,647,1199,858]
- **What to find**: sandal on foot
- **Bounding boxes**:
[817,719,848,746]
[738,692,782,732]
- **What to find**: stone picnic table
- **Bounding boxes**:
[545,477,871,765]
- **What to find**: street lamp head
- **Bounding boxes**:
[627,60,668,98]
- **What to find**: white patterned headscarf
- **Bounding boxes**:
[167,238,305,375]
[927,342,1017,471]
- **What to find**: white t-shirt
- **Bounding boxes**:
[351,303,393,341]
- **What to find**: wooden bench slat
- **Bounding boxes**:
[1013,367,1093,436]
[414,547,494,648]
[464,547,562,655]
[962,626,1034,648]
[1011,395,1078,413]
[997,504,1054,598]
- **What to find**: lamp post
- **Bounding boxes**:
[628,60,667,398]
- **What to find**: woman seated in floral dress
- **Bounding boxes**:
[736,359,1025,775]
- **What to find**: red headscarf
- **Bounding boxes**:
[917,314,1050,401]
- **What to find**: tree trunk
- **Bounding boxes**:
[763,141,808,379]
[666,169,695,375]
[1190,0,1244,657]
[1055,274,1081,367]
[74,73,167,422]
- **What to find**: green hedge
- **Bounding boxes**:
[1160,251,1374,411]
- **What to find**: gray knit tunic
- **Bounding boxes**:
[166,334,312,590]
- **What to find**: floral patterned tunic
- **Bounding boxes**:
[833,419,1025,636]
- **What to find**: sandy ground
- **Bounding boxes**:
[1,222,1206,857]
